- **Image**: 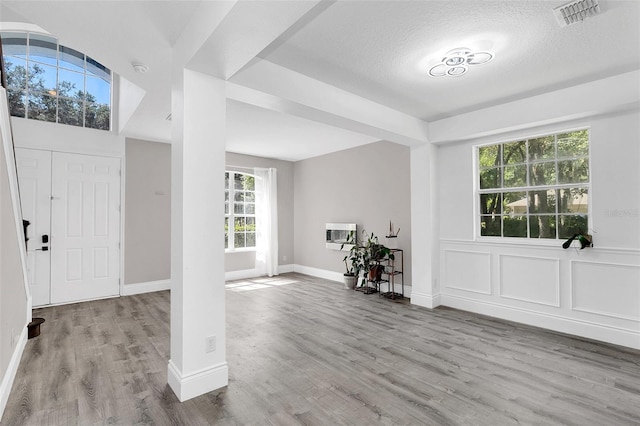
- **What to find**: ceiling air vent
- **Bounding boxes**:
[553,0,600,27]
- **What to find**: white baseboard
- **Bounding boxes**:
[292,264,343,283]
[225,268,262,281]
[441,293,640,350]
[290,265,413,298]
[167,360,228,402]
[225,265,295,281]
[121,279,171,296]
[0,325,28,421]
[410,291,442,309]
[279,264,294,274]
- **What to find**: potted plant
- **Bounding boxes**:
[340,231,361,290]
[340,230,395,291]
[359,231,394,287]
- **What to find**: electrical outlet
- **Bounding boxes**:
[205,336,216,353]
[283,255,287,262]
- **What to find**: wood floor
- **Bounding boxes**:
[2,273,640,425]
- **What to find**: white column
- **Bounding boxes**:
[409,143,440,308]
[168,68,228,401]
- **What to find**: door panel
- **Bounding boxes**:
[15,148,52,307]
[50,152,121,304]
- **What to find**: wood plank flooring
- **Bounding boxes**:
[2,272,640,425]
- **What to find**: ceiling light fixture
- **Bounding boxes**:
[428,47,494,78]
[132,63,149,74]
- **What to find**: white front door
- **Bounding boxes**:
[15,148,121,305]
[15,148,52,307]
[50,152,121,304]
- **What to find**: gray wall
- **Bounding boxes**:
[0,128,29,392]
[225,152,295,272]
[124,138,171,284]
[293,141,412,286]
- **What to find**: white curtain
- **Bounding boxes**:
[254,167,278,277]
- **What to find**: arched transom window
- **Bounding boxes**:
[1,31,111,130]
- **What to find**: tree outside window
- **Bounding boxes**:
[478,129,589,239]
[225,171,256,250]
[1,31,111,131]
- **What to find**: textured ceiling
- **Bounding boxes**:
[260,0,640,121]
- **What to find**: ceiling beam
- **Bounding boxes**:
[186,0,323,80]
[228,60,430,146]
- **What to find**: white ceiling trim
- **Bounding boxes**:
[227,81,427,147]
[230,60,429,146]
[429,70,640,144]
[187,0,321,80]
[172,1,238,70]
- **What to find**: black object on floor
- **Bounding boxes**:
[27,318,45,339]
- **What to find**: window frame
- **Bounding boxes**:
[0,30,112,131]
[225,171,257,252]
[474,127,591,243]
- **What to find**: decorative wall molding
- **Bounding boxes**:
[440,238,640,254]
[571,261,640,322]
[499,254,560,307]
[0,326,27,419]
[121,279,171,296]
[439,238,640,349]
[442,249,492,295]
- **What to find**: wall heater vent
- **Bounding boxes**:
[553,0,600,27]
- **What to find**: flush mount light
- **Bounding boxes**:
[428,47,494,78]
[132,63,149,74]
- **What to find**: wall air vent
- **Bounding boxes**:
[553,0,600,27]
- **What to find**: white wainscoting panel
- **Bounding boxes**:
[500,255,560,307]
[571,261,640,321]
[443,250,491,294]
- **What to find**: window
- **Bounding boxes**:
[477,129,589,239]
[1,31,111,130]
[225,171,256,249]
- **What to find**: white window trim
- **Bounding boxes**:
[225,170,257,251]
[474,127,592,243]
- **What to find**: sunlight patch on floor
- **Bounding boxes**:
[225,277,300,292]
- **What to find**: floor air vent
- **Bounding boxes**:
[554,0,600,27]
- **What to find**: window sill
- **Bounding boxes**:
[225,248,257,254]
[474,236,565,248]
